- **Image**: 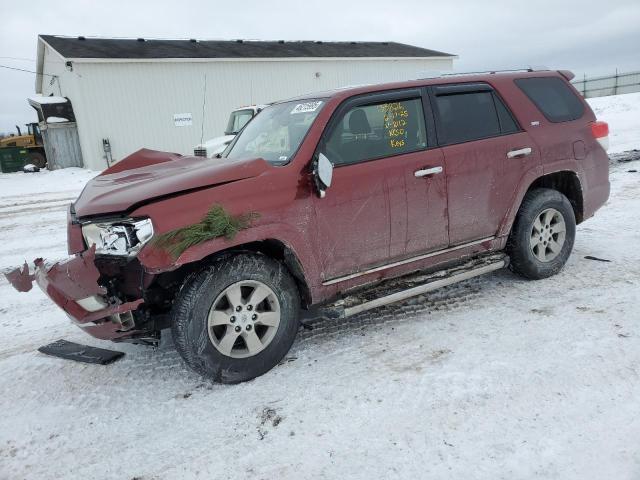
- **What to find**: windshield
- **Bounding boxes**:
[225,109,255,135]
[225,100,325,165]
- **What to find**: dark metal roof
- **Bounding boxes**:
[39,35,454,60]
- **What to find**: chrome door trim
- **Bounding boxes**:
[322,236,495,286]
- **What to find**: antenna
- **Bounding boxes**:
[200,72,207,145]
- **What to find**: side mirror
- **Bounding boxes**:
[313,152,334,198]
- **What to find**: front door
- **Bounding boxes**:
[431,83,540,245]
[312,90,449,281]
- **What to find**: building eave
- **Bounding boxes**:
[62,55,458,64]
[36,35,70,93]
[35,37,45,93]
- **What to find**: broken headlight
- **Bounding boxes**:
[81,218,154,257]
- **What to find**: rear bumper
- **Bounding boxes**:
[582,147,611,221]
[583,181,610,221]
[5,247,146,341]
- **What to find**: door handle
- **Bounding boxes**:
[414,166,443,178]
[507,147,532,159]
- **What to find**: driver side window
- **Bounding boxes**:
[325,97,428,166]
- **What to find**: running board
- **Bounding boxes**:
[304,253,508,321]
[343,258,506,317]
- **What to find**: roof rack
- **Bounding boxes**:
[418,67,549,81]
[440,68,544,77]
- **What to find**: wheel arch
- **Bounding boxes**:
[153,238,312,309]
[226,239,312,308]
[500,169,584,240]
[527,170,584,224]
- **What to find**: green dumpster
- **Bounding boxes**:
[0,147,29,173]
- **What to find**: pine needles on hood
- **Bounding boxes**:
[153,204,259,259]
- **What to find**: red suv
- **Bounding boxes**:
[7,70,610,383]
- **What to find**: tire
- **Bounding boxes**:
[507,188,576,280]
[28,151,46,168]
[171,253,300,383]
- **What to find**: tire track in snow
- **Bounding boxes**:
[0,195,76,210]
[0,201,72,219]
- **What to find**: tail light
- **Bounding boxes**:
[591,121,609,151]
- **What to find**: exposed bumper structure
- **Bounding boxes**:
[5,246,146,341]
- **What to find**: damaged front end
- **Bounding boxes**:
[5,208,162,344]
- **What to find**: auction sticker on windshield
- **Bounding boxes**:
[291,101,322,114]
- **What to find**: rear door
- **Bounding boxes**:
[430,83,540,245]
[312,89,448,281]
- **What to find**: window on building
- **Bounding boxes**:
[324,97,427,166]
[515,77,584,123]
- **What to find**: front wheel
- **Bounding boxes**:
[171,254,300,383]
[507,188,576,279]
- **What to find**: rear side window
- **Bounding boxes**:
[433,87,520,145]
[434,92,496,144]
[325,98,428,166]
[515,77,584,123]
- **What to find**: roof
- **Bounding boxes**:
[39,35,455,60]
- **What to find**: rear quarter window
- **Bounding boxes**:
[515,77,584,123]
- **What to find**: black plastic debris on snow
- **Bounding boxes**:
[584,255,612,263]
[610,149,640,163]
[38,339,125,365]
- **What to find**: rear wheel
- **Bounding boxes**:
[507,188,576,279]
[171,254,300,383]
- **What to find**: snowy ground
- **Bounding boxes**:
[587,91,640,153]
[0,93,639,480]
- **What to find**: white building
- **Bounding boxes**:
[34,35,456,170]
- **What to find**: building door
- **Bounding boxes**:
[41,123,84,169]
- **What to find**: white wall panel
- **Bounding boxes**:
[42,53,453,170]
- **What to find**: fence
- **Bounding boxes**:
[572,70,640,98]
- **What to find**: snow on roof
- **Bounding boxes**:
[46,116,70,123]
[28,95,68,105]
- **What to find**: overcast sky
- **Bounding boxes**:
[1,0,639,133]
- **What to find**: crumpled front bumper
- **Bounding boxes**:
[5,246,145,341]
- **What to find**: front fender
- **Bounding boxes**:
[137,223,323,295]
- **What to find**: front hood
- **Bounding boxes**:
[74,148,270,218]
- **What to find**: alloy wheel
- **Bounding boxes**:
[529,208,566,262]
[207,280,281,358]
